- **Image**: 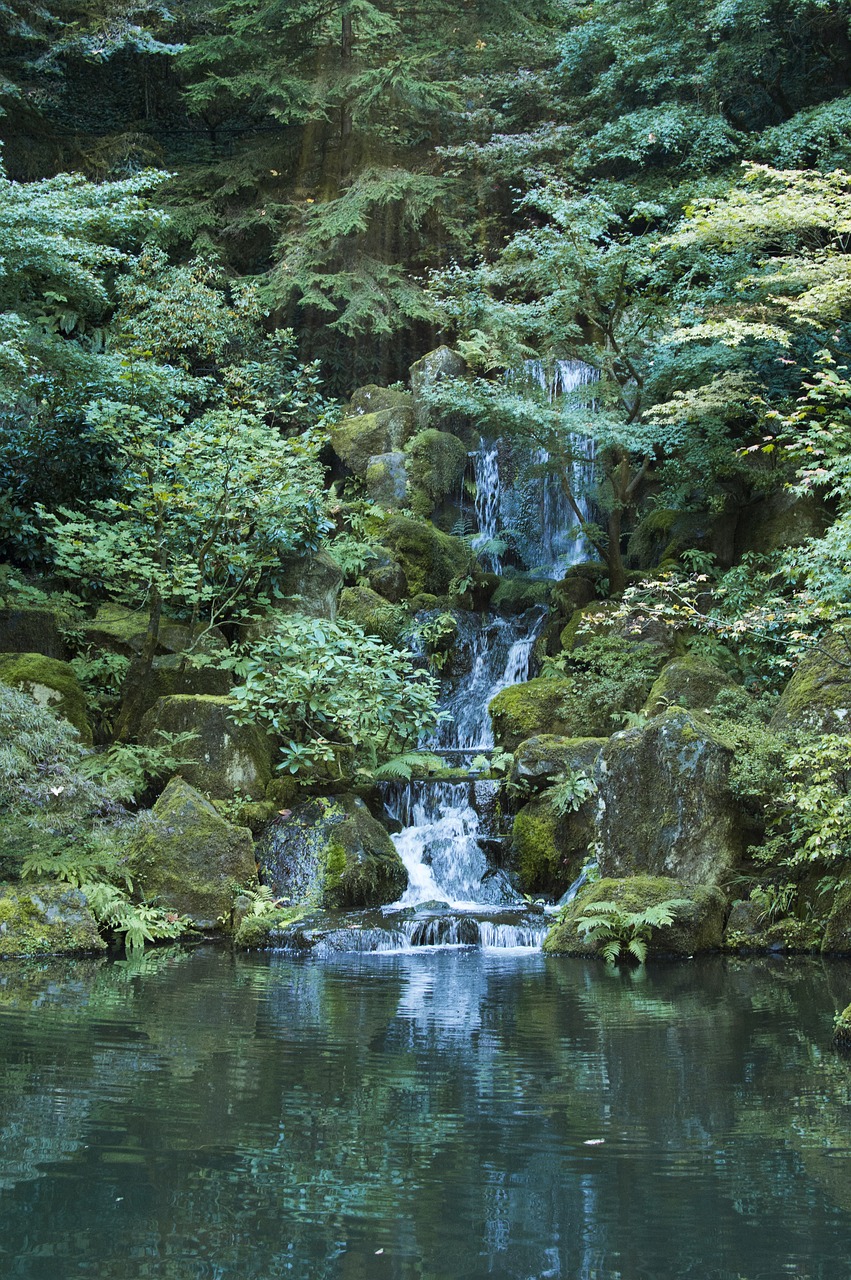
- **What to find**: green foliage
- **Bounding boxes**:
[371,752,444,781]
[575,897,691,965]
[543,770,598,817]
[776,734,851,866]
[543,635,663,729]
[228,613,442,777]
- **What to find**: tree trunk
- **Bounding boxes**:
[340,7,354,182]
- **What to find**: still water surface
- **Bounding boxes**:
[1,947,851,1280]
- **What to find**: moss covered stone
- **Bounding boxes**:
[405,429,467,517]
[542,875,726,957]
[375,513,474,596]
[834,1003,851,1048]
[126,776,257,928]
[139,695,273,800]
[276,550,343,621]
[0,607,66,659]
[771,627,851,738]
[0,652,91,744]
[331,407,415,476]
[822,881,851,954]
[510,734,606,792]
[0,882,106,957]
[365,451,409,508]
[644,656,736,716]
[349,384,413,416]
[121,653,232,724]
[491,575,553,615]
[488,678,575,751]
[338,585,407,645]
[84,603,228,659]
[233,905,305,949]
[511,791,595,897]
[409,346,467,428]
[596,708,745,887]
[259,794,407,909]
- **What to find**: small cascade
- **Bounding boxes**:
[261,909,550,955]
[471,440,502,572]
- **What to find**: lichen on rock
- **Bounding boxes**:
[771,627,851,738]
[138,695,273,800]
[0,882,106,957]
[644,656,736,717]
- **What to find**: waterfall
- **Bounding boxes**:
[385,609,545,913]
[471,358,598,576]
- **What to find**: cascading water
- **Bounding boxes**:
[471,441,502,572]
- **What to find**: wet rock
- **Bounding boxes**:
[834,1003,851,1049]
[490,574,553,615]
[331,407,416,476]
[127,777,257,928]
[596,708,745,887]
[0,882,106,957]
[542,875,726,957]
[365,451,409,508]
[644,656,736,716]
[139,695,273,800]
[511,791,595,898]
[259,794,408,910]
[770,627,851,738]
[488,678,575,752]
[0,652,91,744]
[0,607,66,659]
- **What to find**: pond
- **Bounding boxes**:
[1,947,850,1280]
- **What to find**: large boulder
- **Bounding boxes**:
[138,695,273,800]
[349,384,413,416]
[644,656,736,717]
[736,489,831,557]
[277,550,343,621]
[0,653,91,744]
[0,607,66,659]
[596,708,745,887]
[331,407,416,476]
[0,882,106,957]
[822,882,851,954]
[126,777,257,928]
[409,346,467,428]
[510,734,606,793]
[770,628,851,738]
[542,875,726,957]
[405,429,468,518]
[119,653,232,728]
[259,794,408,909]
[489,678,575,752]
[376,513,474,596]
[337,585,407,645]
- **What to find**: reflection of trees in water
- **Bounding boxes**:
[1,951,851,1278]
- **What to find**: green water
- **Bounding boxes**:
[1,948,851,1280]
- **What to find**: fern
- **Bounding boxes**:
[544,769,598,816]
[372,752,443,781]
[575,897,691,964]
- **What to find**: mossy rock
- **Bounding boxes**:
[338,585,407,645]
[511,791,596,898]
[834,1003,851,1049]
[0,882,106,957]
[488,678,575,752]
[119,653,232,725]
[644,656,736,716]
[259,794,407,909]
[596,708,745,887]
[126,777,257,928]
[349,384,413,416]
[0,652,91,744]
[409,346,467,428]
[366,556,410,603]
[510,734,606,793]
[0,606,66,659]
[276,550,343,621]
[405,429,468,517]
[491,575,553,615]
[233,905,305,949]
[626,508,680,568]
[375,514,474,596]
[722,900,824,953]
[560,601,676,657]
[331,407,415,476]
[139,695,273,800]
[822,881,851,954]
[771,627,851,738]
[84,603,228,660]
[543,875,726,957]
[550,566,602,618]
[365,451,409,508]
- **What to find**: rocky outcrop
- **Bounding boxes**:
[259,794,407,910]
[338,586,407,645]
[365,451,409,508]
[489,678,575,751]
[0,607,66,659]
[0,882,106,957]
[0,652,91,744]
[595,709,745,887]
[511,793,595,897]
[126,777,257,928]
[643,656,735,716]
[409,346,467,428]
[510,734,606,792]
[331,406,416,476]
[770,628,851,738]
[375,513,474,597]
[138,695,273,800]
[542,875,726,957]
